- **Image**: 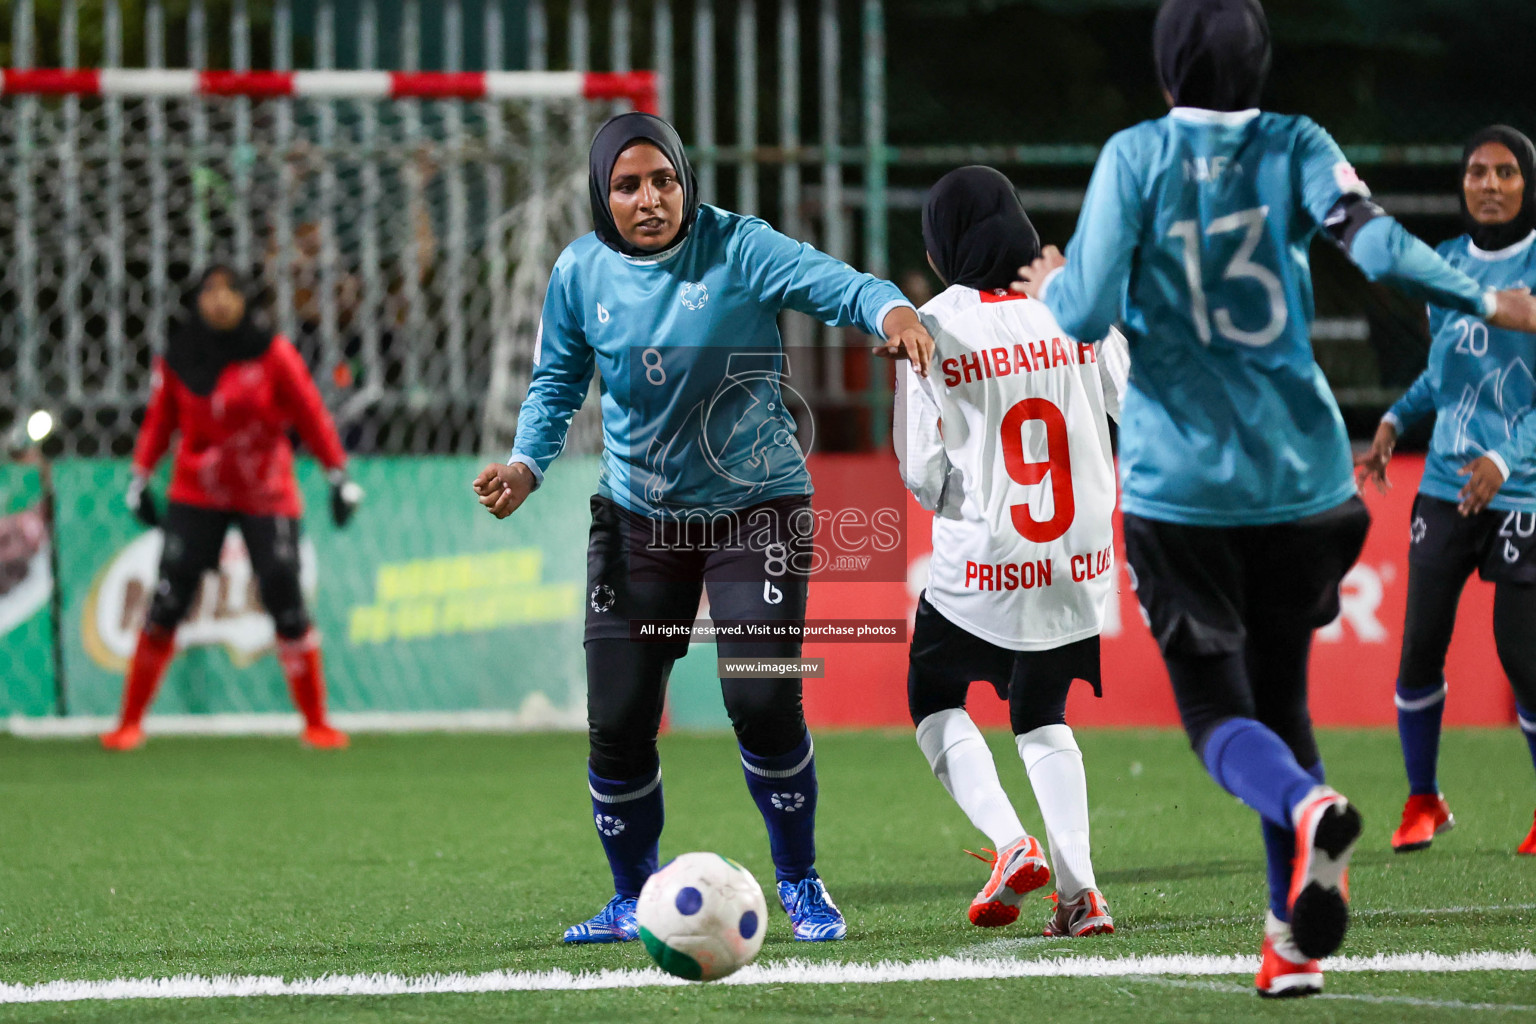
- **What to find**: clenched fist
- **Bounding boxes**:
[472,462,537,520]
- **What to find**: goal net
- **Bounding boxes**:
[0,70,655,726]
[0,69,649,458]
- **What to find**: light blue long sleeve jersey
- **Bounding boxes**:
[1386,231,1536,512]
[510,203,912,516]
[1045,108,1496,527]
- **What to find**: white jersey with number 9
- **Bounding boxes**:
[897,285,1127,651]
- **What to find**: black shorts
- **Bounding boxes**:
[583,493,811,657]
[1408,493,1536,585]
[149,502,309,638]
[907,592,1101,728]
[1122,496,1371,658]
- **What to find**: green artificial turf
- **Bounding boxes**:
[1,728,1532,1022]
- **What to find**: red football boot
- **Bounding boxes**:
[1391,793,1455,853]
[1255,913,1323,998]
[280,631,348,750]
[99,723,147,751]
[1518,810,1536,856]
[101,626,176,752]
[301,724,350,749]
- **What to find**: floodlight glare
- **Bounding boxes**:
[25,410,54,443]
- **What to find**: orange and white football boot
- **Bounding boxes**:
[1042,887,1114,937]
[1288,786,1362,960]
[965,835,1051,927]
[1255,912,1323,998]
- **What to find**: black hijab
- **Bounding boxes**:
[588,112,701,258]
[922,167,1041,294]
[1154,0,1271,112]
[1460,125,1536,253]
[164,265,272,396]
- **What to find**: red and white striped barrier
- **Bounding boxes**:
[0,68,658,112]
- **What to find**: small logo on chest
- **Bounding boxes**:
[680,282,709,311]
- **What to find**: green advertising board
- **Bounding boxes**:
[0,461,55,716]
[4,453,731,731]
[50,456,595,722]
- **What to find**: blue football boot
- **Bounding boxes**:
[776,870,847,941]
[561,894,639,944]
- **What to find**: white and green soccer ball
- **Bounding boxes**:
[636,852,767,981]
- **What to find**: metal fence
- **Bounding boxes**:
[1,0,903,456]
[0,0,1487,458]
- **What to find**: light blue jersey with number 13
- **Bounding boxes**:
[1045,108,1492,527]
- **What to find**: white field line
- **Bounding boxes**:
[1,950,1531,1005]
[964,902,1536,958]
[1135,976,1534,1013]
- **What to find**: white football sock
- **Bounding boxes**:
[1018,724,1097,899]
[915,708,1026,849]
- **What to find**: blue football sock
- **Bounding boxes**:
[740,732,818,883]
[1262,761,1326,923]
[588,766,664,898]
[1200,718,1321,831]
[1519,705,1536,778]
[1396,678,1447,796]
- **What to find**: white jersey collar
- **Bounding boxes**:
[1170,107,1261,127]
[1468,229,1536,262]
[619,232,691,266]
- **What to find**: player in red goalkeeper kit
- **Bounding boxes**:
[101,265,363,751]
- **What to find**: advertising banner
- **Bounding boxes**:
[10,451,1516,732]
[797,454,1516,730]
[0,462,55,716]
[50,456,596,723]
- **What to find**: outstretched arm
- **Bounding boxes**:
[1332,205,1491,316]
[1016,135,1143,343]
[735,218,933,374]
[1339,213,1536,331]
[1295,118,1536,331]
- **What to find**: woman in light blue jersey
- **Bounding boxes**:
[1014,0,1536,998]
[472,112,934,946]
[1357,125,1536,859]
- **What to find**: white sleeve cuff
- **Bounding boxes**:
[873,299,917,336]
[1381,411,1403,433]
[1038,265,1065,304]
[507,453,544,489]
[1483,289,1499,320]
[1485,450,1511,481]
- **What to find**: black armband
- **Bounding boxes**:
[1323,192,1388,249]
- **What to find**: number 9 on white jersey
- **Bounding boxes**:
[896,286,1125,652]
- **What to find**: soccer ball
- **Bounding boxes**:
[636,852,767,981]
